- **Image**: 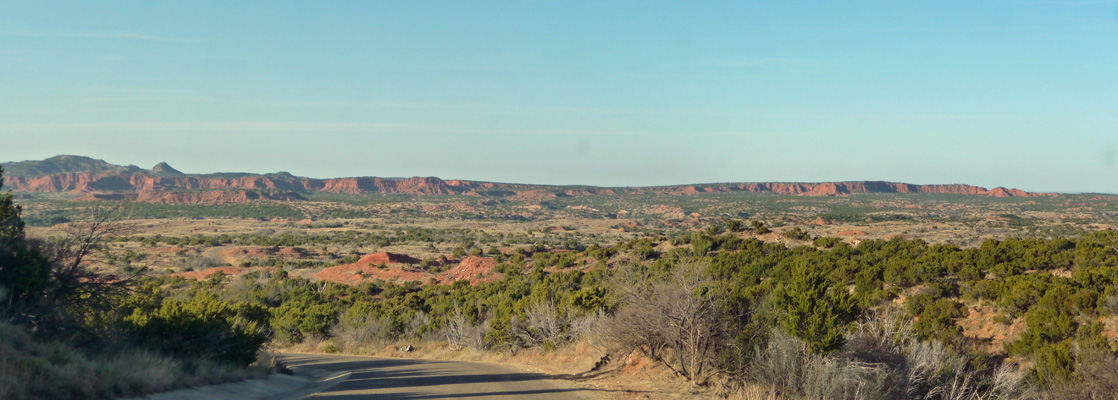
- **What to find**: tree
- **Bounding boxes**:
[0,167,52,322]
[31,203,133,331]
[0,170,131,334]
[605,260,723,384]
[774,262,859,353]
[514,301,567,349]
[726,219,744,233]
[0,166,24,243]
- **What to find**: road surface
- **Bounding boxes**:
[281,353,603,400]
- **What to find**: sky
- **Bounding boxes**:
[2,1,1117,193]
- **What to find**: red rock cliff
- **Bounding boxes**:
[4,170,1050,201]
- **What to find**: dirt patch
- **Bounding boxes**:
[313,254,503,286]
[314,262,429,285]
[357,252,420,265]
[172,266,273,280]
[439,256,501,285]
[959,303,1025,354]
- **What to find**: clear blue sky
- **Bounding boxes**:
[2,1,1117,192]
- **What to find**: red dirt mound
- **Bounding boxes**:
[313,263,428,285]
[439,256,500,285]
[313,251,426,285]
[357,252,420,265]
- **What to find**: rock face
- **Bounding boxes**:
[2,155,1053,203]
[74,191,306,204]
[639,181,1047,198]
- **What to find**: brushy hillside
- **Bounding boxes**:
[0,321,269,400]
[123,225,1118,399]
[0,165,278,400]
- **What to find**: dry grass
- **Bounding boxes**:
[739,311,1032,400]
[0,321,272,400]
[728,384,782,400]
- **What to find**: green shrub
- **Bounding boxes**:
[912,299,967,344]
[1028,342,1076,388]
[813,236,842,248]
[774,266,859,353]
[123,292,269,366]
[782,227,812,241]
[1007,306,1075,357]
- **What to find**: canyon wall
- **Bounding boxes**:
[4,171,1049,204]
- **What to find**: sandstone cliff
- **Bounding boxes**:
[2,156,1052,203]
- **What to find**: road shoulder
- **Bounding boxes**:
[121,368,348,400]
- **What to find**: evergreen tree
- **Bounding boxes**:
[775,262,858,353]
[0,166,51,316]
[0,166,25,243]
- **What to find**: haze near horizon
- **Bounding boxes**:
[2,1,1117,193]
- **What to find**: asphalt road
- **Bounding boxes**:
[281,353,603,400]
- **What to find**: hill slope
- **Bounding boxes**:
[1,155,138,177]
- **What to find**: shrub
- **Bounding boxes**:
[912,299,968,345]
[0,321,267,400]
[123,292,270,367]
[1041,351,1118,399]
[332,304,400,350]
[270,301,337,345]
[443,310,488,351]
[774,265,858,353]
[1028,342,1075,388]
[782,227,812,241]
[1006,306,1075,357]
[603,261,723,384]
[750,328,898,400]
[814,237,843,248]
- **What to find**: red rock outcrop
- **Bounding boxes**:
[4,164,1053,203]
[642,181,1048,198]
[563,188,615,196]
[75,190,304,204]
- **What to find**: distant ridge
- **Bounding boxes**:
[1,155,137,177]
[1,155,1053,203]
[149,162,184,176]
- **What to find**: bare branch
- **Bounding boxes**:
[601,259,724,384]
[42,202,135,317]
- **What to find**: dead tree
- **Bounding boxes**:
[604,260,723,385]
[39,202,135,327]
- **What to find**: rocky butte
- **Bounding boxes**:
[1,155,1052,204]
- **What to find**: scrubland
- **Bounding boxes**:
[8,172,1118,399]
